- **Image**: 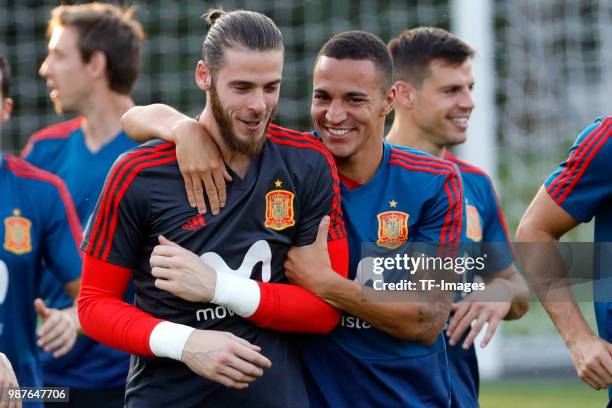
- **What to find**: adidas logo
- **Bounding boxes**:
[180,214,206,231]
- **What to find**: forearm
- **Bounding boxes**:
[319,274,451,344]
[516,224,590,345]
[121,104,188,143]
[502,271,531,320]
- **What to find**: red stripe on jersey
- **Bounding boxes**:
[444,152,488,176]
[268,123,311,139]
[388,158,462,244]
[547,118,611,201]
[391,148,457,172]
[339,173,363,190]
[21,117,83,158]
[267,135,346,241]
[87,143,174,257]
[7,155,83,250]
[102,155,177,261]
[556,125,612,204]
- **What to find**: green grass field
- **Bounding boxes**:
[480,379,606,408]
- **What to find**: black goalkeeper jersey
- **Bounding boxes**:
[82,124,345,407]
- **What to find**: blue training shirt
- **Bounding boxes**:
[22,117,138,389]
[0,152,81,400]
[301,142,464,408]
[444,152,514,408]
[544,116,612,399]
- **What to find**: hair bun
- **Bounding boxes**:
[203,8,225,26]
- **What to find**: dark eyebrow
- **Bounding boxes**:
[345,91,369,98]
[227,79,282,88]
[227,80,254,88]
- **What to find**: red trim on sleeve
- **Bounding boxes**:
[7,155,83,249]
[21,117,83,158]
[389,150,463,244]
[78,254,162,357]
[247,236,349,333]
[86,144,175,260]
[547,118,611,203]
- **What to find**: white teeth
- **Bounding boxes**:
[451,117,468,125]
[328,128,351,136]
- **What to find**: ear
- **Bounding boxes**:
[394,80,417,110]
[87,50,108,81]
[381,84,396,117]
[0,97,13,123]
[195,60,212,92]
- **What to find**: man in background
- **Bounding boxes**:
[21,4,144,406]
[386,27,530,407]
[1,50,81,408]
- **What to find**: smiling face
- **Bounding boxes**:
[39,25,92,114]
[198,47,283,156]
[311,56,394,160]
[409,58,475,147]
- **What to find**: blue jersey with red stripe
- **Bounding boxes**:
[444,152,514,408]
[22,118,137,389]
[0,153,81,397]
[301,142,464,408]
[544,116,612,397]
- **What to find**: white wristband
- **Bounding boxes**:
[212,270,260,317]
[149,321,195,360]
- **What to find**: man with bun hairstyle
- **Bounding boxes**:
[123,29,463,407]
[79,8,348,407]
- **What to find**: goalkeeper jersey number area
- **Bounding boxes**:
[82,125,344,408]
[0,152,81,391]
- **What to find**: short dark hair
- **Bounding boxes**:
[0,51,9,98]
[388,27,475,86]
[48,2,145,94]
[318,31,394,91]
[201,8,284,75]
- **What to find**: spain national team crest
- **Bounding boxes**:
[265,189,296,231]
[376,211,409,249]
[3,209,32,255]
[466,204,483,242]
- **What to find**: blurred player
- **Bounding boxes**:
[0,51,82,407]
[123,30,463,407]
[386,27,530,407]
[20,4,143,407]
[517,116,612,399]
[78,9,348,407]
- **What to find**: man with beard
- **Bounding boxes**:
[78,9,348,408]
[20,4,142,406]
[122,31,462,407]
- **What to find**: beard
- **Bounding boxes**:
[209,82,275,157]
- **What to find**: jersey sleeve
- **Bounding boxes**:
[39,177,83,284]
[79,150,173,357]
[479,176,514,275]
[294,148,346,246]
[416,164,464,245]
[81,155,150,267]
[544,116,612,222]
